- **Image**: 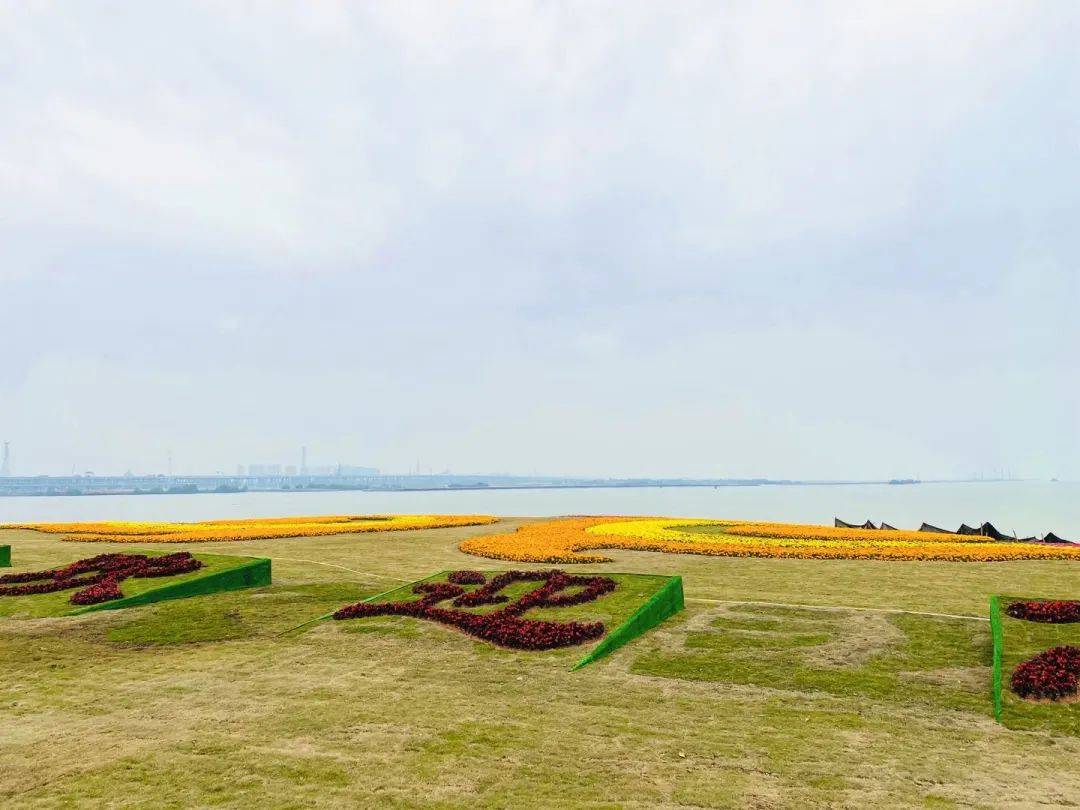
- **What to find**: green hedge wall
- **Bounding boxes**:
[0,545,9,567]
[989,595,1003,722]
[573,575,685,670]
[69,556,271,615]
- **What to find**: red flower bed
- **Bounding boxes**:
[1006,600,1080,624]
[333,569,617,650]
[1010,646,1080,701]
[450,569,616,610]
[0,553,203,606]
[447,570,486,585]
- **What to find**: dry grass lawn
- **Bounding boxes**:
[2,517,1078,808]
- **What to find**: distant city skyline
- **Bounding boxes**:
[0,438,1045,484]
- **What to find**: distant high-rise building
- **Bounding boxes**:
[0,442,9,477]
[339,465,379,476]
[248,464,283,476]
[301,446,308,475]
[306,464,378,476]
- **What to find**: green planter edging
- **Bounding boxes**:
[572,575,685,671]
[68,556,271,615]
[287,570,686,668]
[0,545,10,567]
[989,594,1003,723]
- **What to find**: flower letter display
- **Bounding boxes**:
[333,569,618,650]
[0,552,203,606]
[992,595,1080,731]
[1003,599,1080,703]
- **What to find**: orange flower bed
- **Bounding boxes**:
[459,517,1080,564]
[4,514,498,543]
[460,517,626,564]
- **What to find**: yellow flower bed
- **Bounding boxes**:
[715,521,998,544]
[460,517,1080,563]
[4,514,498,543]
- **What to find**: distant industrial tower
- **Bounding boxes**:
[1,442,10,477]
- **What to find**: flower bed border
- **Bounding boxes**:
[295,570,683,669]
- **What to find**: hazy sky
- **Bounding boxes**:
[1,1,1077,480]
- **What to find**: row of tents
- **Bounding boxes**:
[834,518,1073,545]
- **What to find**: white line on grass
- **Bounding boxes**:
[686,598,988,622]
[267,556,412,583]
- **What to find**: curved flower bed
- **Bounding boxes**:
[1006,600,1080,624]
[460,517,1080,564]
[3,514,497,543]
[333,569,616,650]
[1010,645,1080,700]
[0,552,203,605]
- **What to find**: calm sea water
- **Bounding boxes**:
[0,481,1077,538]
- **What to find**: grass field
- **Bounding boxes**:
[2,518,1079,808]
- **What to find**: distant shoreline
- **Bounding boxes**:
[0,477,1040,499]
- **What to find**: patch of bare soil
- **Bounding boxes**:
[666,602,903,669]
[901,666,987,691]
[801,611,902,668]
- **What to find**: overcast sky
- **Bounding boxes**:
[1,1,1077,480]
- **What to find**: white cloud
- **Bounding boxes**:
[0,1,1076,478]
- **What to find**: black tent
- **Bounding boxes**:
[979,522,1012,541]
[919,523,953,534]
[956,524,980,535]
[835,518,879,529]
[1043,532,1071,544]
[880,522,898,531]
